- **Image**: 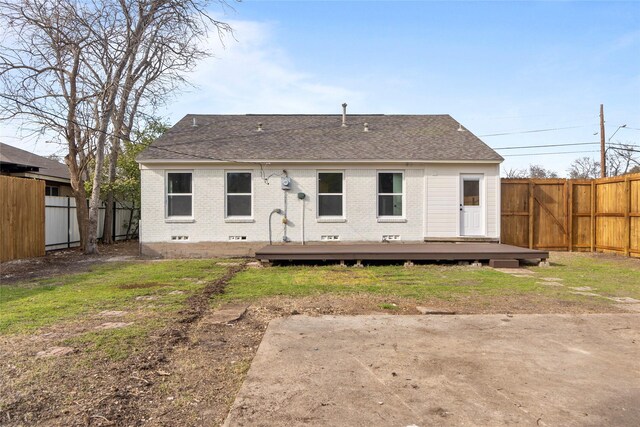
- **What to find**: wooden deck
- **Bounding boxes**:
[255,243,549,263]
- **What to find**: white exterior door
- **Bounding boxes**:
[460,175,483,236]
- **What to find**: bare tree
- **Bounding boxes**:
[606,143,640,177]
[568,157,600,179]
[0,0,233,253]
[503,167,527,179]
[101,1,229,243]
[527,164,559,179]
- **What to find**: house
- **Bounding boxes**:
[136,110,503,257]
[0,142,72,196]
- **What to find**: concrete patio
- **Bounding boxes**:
[225,314,640,426]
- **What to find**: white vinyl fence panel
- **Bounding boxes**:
[45,196,138,250]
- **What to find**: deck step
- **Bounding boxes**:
[489,259,520,268]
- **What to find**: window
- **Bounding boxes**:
[45,186,59,196]
[378,172,403,217]
[318,172,344,217]
[167,172,192,217]
[463,179,480,206]
[226,172,252,217]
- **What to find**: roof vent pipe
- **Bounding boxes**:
[457,123,465,132]
[192,117,197,127]
[363,122,369,132]
[341,103,347,127]
[257,122,263,132]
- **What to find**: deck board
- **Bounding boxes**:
[255,243,549,262]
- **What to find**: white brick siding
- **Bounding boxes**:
[140,163,500,244]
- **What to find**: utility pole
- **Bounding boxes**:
[600,104,606,178]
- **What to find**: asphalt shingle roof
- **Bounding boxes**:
[137,114,503,162]
[0,142,70,180]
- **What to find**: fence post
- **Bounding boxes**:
[590,181,596,252]
[67,197,71,249]
[567,181,573,252]
[112,201,117,242]
[624,176,631,257]
[528,181,534,249]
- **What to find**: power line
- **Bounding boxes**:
[495,141,599,150]
[503,150,600,157]
[609,146,640,154]
[474,113,596,121]
[503,145,640,157]
[479,125,588,137]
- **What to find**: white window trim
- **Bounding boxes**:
[377,170,406,220]
[225,170,254,219]
[165,170,194,220]
[316,170,346,221]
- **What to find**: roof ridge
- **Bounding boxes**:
[184,114,452,117]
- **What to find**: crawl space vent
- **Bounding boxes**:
[321,235,340,241]
[171,235,189,241]
[382,235,401,241]
[228,236,247,241]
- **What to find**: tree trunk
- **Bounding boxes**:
[65,142,89,251]
[86,145,107,254]
[102,141,119,244]
[124,202,135,240]
[75,191,89,250]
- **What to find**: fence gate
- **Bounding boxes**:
[1,176,45,261]
[502,174,640,258]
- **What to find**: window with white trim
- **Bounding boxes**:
[167,172,193,217]
[317,172,344,217]
[377,172,403,217]
[226,172,252,217]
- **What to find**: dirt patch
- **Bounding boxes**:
[143,309,269,426]
[94,322,133,330]
[0,241,140,284]
[239,291,626,317]
[35,346,77,358]
[99,310,126,317]
[118,282,167,290]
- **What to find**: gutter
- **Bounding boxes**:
[137,159,504,166]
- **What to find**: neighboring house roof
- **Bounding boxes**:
[137,114,503,163]
[0,142,70,182]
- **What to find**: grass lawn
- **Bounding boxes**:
[225,265,536,299]
[0,251,638,426]
[0,259,231,335]
[223,253,640,306]
[535,252,640,299]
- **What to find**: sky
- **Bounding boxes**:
[2,0,639,176]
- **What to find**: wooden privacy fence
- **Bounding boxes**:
[0,176,45,262]
[501,173,640,258]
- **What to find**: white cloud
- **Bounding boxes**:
[165,19,364,119]
[3,17,363,155]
